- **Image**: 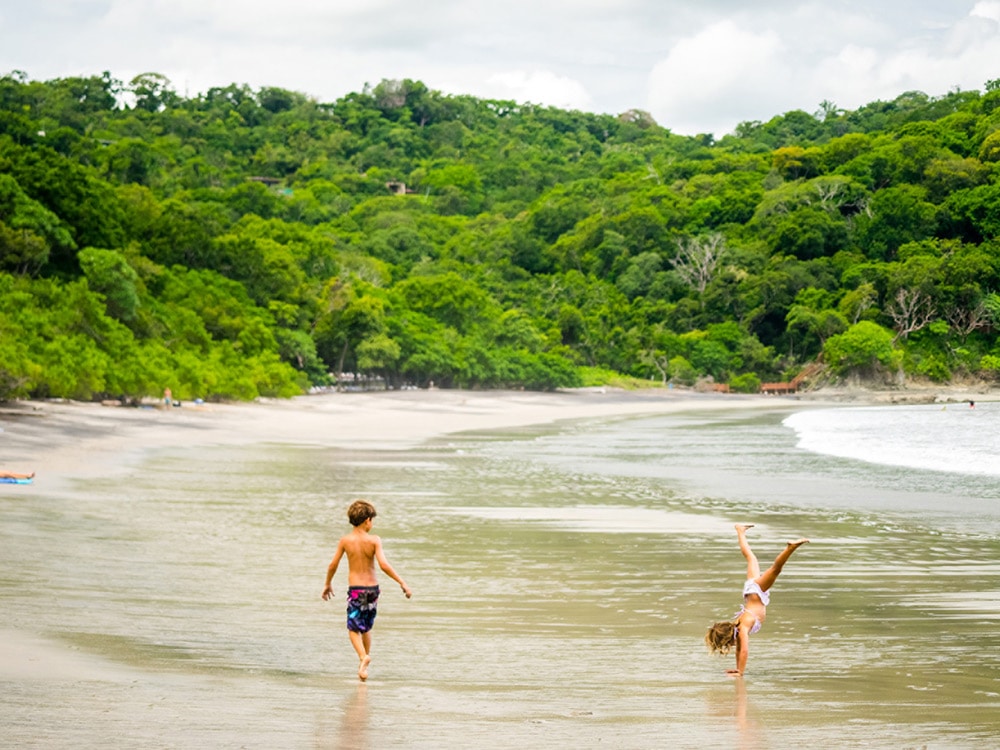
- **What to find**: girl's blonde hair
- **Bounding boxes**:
[705,620,737,655]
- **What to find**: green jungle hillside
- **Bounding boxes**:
[2,71,1000,401]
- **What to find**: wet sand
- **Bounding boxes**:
[3,386,998,748]
[0,390,790,676]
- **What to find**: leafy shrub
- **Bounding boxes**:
[730,373,762,393]
[669,356,697,386]
[823,322,898,376]
[915,354,951,382]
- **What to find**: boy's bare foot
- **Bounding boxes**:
[735,524,755,532]
[358,655,371,681]
[786,538,810,549]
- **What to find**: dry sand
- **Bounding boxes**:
[1,381,993,484]
[0,388,793,480]
[3,382,993,475]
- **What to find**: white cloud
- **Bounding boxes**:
[970,1,1000,23]
[645,3,1000,137]
[646,20,788,135]
[480,70,593,110]
[2,1,998,136]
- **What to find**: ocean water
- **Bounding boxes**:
[785,401,999,478]
[2,399,999,748]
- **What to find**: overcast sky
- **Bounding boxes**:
[2,1,999,137]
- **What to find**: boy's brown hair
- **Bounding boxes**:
[347,500,377,527]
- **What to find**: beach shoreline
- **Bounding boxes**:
[0,388,777,478]
[1,383,994,481]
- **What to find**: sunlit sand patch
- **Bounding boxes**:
[324,490,445,508]
[339,461,452,470]
[842,562,1000,578]
[332,489,445,497]
[441,505,733,534]
[898,591,1000,618]
[0,630,138,681]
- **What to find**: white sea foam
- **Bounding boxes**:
[783,402,1000,477]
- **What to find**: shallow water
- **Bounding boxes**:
[2,403,1000,748]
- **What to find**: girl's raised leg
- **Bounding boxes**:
[735,524,760,580]
[755,538,809,592]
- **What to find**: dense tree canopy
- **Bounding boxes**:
[2,70,1000,400]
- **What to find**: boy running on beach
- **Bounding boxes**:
[322,500,412,681]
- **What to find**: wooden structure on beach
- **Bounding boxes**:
[759,362,823,395]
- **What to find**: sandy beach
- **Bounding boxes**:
[0,389,783,674]
[4,383,991,477]
[3,385,998,748]
[0,387,802,478]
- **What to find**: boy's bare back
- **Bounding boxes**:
[339,529,380,587]
[322,509,411,601]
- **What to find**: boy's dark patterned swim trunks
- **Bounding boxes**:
[346,585,380,633]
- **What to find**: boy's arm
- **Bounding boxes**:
[374,537,412,598]
[321,540,346,600]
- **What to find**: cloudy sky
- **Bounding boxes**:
[2,1,999,137]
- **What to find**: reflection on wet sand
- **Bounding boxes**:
[733,678,764,750]
[316,683,368,750]
[704,678,765,749]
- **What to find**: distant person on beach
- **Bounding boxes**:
[705,524,809,677]
[322,500,412,681]
[0,470,34,479]
[163,387,172,406]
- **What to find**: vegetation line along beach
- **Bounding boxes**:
[1,73,999,405]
